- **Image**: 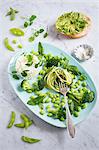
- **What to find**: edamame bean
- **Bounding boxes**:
[7,111,16,128]
[21,136,41,144]
[59,117,65,121]
[47,113,53,117]
[4,38,14,51]
[39,110,45,115]
[53,104,59,108]
[10,28,24,36]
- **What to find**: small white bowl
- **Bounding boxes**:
[72,44,94,61]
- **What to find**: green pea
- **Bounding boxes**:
[51,109,58,115]
[61,102,65,107]
[82,81,87,87]
[39,110,45,115]
[81,103,87,109]
[39,103,44,109]
[56,94,59,97]
[46,105,51,110]
[7,111,16,128]
[43,66,47,71]
[21,136,40,144]
[51,98,55,103]
[47,113,53,117]
[75,84,79,88]
[18,44,23,48]
[77,80,81,85]
[37,76,42,80]
[47,108,52,113]
[10,28,24,36]
[56,97,60,101]
[71,85,76,89]
[12,39,17,44]
[76,106,81,112]
[73,111,79,117]
[82,87,87,91]
[53,104,59,108]
[4,38,14,51]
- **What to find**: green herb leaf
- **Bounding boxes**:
[39,29,44,33]
[29,15,37,22]
[21,70,28,77]
[38,42,44,55]
[43,32,48,38]
[12,74,20,80]
[6,7,18,21]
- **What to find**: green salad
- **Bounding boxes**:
[56,12,89,35]
[12,42,95,122]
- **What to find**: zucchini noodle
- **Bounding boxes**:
[44,67,73,92]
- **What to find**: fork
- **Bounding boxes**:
[59,82,75,138]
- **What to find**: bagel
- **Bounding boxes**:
[56,12,91,39]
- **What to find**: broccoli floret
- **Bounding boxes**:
[82,91,95,103]
[38,78,45,90]
[67,65,81,75]
[46,57,59,67]
[21,80,33,93]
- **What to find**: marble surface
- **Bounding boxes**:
[0,0,99,150]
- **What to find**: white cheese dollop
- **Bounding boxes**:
[16,54,40,78]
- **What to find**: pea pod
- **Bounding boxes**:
[10,28,24,36]
[4,38,14,51]
[7,111,16,128]
[14,120,33,128]
[21,136,41,144]
[20,114,31,129]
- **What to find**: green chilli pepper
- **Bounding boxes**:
[4,38,14,51]
[21,136,41,144]
[10,28,24,36]
[7,111,16,128]
[14,123,25,128]
[14,120,33,128]
[20,114,31,129]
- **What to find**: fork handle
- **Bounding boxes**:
[64,95,75,138]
